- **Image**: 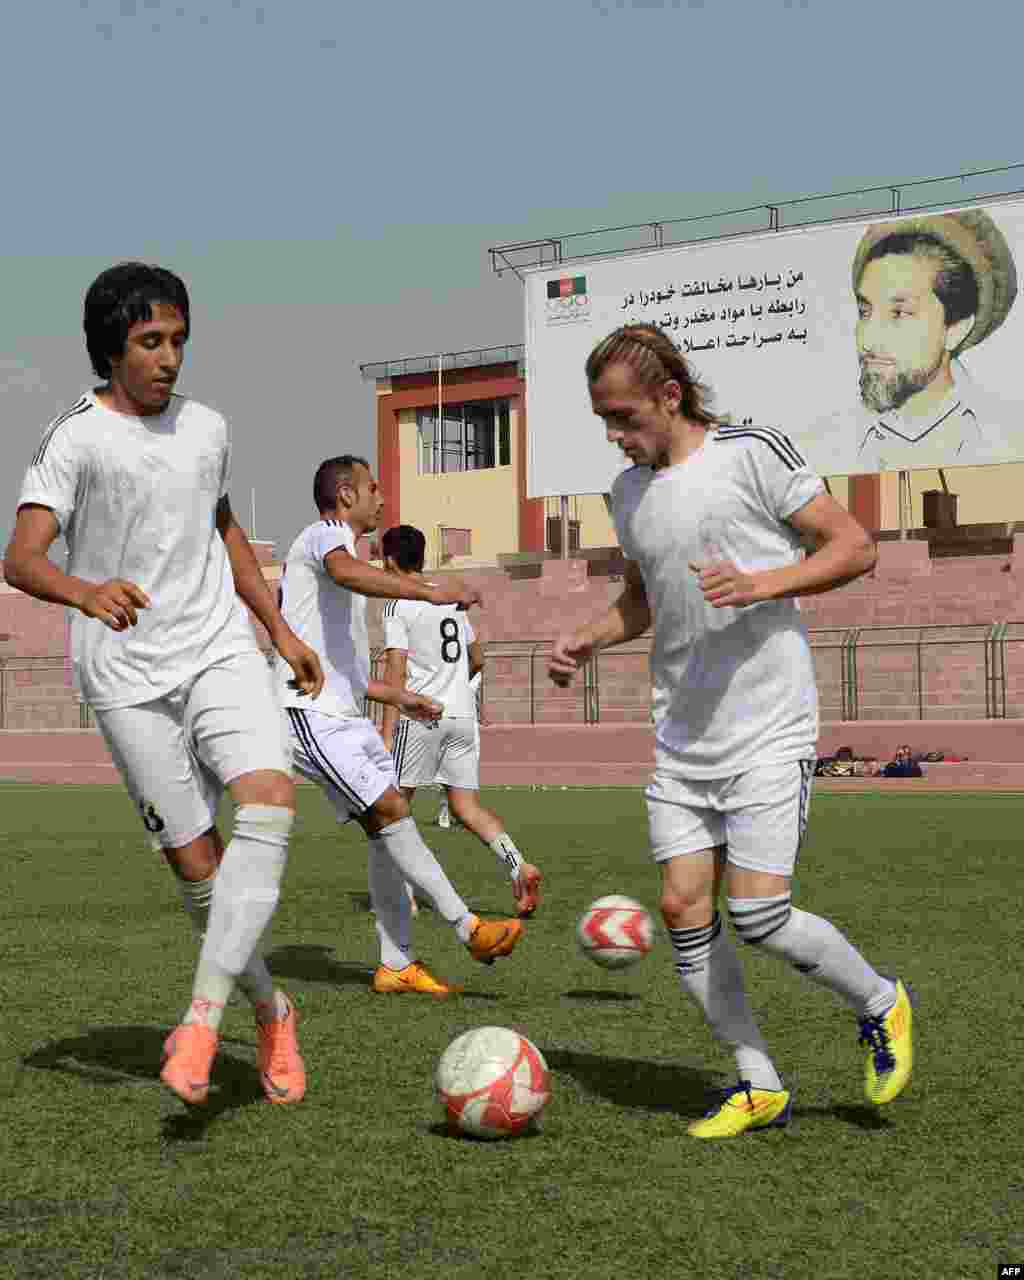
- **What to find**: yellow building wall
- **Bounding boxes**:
[395,406,519,567]
[542,494,617,549]
[874,463,1024,530]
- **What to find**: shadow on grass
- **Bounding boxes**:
[266,943,374,988]
[266,942,504,1001]
[541,1046,716,1118]
[793,1101,894,1132]
[22,1025,265,1141]
[425,1120,545,1143]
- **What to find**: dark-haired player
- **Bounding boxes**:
[549,324,914,1137]
[378,523,541,918]
[4,263,322,1106]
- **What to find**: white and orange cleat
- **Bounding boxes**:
[256,997,306,1105]
[161,1023,218,1106]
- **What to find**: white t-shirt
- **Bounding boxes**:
[381,598,477,719]
[277,519,369,719]
[611,424,824,778]
[17,391,258,711]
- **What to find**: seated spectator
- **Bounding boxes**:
[853,757,879,777]
[815,746,855,778]
[882,745,923,779]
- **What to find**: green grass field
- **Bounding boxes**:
[1,782,1022,1279]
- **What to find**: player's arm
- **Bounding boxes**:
[378,647,408,751]
[549,559,650,686]
[3,505,151,631]
[324,548,482,608]
[468,640,484,682]
[692,493,876,609]
[216,496,323,696]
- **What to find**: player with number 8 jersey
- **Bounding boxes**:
[379,525,541,919]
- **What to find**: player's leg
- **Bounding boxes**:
[439,717,539,915]
[445,786,541,918]
[647,761,789,1138]
[360,779,523,967]
[94,695,244,1103]
[177,651,304,1104]
[723,760,911,1106]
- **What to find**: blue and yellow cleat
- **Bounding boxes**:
[859,978,915,1106]
[687,1082,791,1139]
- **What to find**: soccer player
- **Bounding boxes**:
[548,324,915,1137]
[3,263,321,1107]
[435,671,480,830]
[378,524,541,918]
[277,459,524,998]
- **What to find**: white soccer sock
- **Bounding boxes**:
[488,831,523,881]
[729,895,897,1019]
[367,841,414,971]
[668,913,783,1091]
[369,817,471,930]
[178,873,285,1022]
[185,805,293,1031]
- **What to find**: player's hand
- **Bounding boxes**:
[689,558,766,609]
[276,628,324,697]
[548,631,595,687]
[79,579,151,631]
[427,577,483,611]
[398,691,443,724]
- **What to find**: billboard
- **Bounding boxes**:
[524,197,1024,497]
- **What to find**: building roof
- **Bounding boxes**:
[359,343,524,381]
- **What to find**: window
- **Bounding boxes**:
[417,400,511,474]
[440,527,472,561]
[546,516,581,555]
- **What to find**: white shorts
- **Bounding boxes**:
[646,747,815,877]
[287,708,396,823]
[392,716,480,790]
[94,649,291,852]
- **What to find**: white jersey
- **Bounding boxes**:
[277,519,368,719]
[17,391,258,711]
[611,424,824,778]
[381,597,477,718]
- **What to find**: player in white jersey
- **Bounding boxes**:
[433,669,480,830]
[549,324,915,1137]
[278,457,525,998]
[3,263,321,1107]
[378,524,541,918]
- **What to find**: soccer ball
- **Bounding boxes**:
[436,1026,551,1140]
[577,894,654,969]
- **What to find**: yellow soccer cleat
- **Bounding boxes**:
[859,978,915,1105]
[372,961,460,997]
[687,1082,791,1139]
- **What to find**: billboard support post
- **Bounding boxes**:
[560,495,570,560]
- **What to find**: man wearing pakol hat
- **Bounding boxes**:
[816,208,1018,471]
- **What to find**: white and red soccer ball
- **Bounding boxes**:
[577,894,654,969]
[436,1026,551,1139]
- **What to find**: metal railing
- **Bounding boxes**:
[3,621,1024,729]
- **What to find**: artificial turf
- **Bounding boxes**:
[0,782,1020,1279]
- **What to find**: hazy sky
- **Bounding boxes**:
[4,0,1024,554]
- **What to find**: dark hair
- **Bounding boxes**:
[381,524,426,572]
[861,232,979,329]
[585,323,716,426]
[84,263,190,379]
[313,455,370,513]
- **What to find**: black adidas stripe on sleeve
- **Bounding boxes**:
[713,426,806,472]
[32,398,92,466]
